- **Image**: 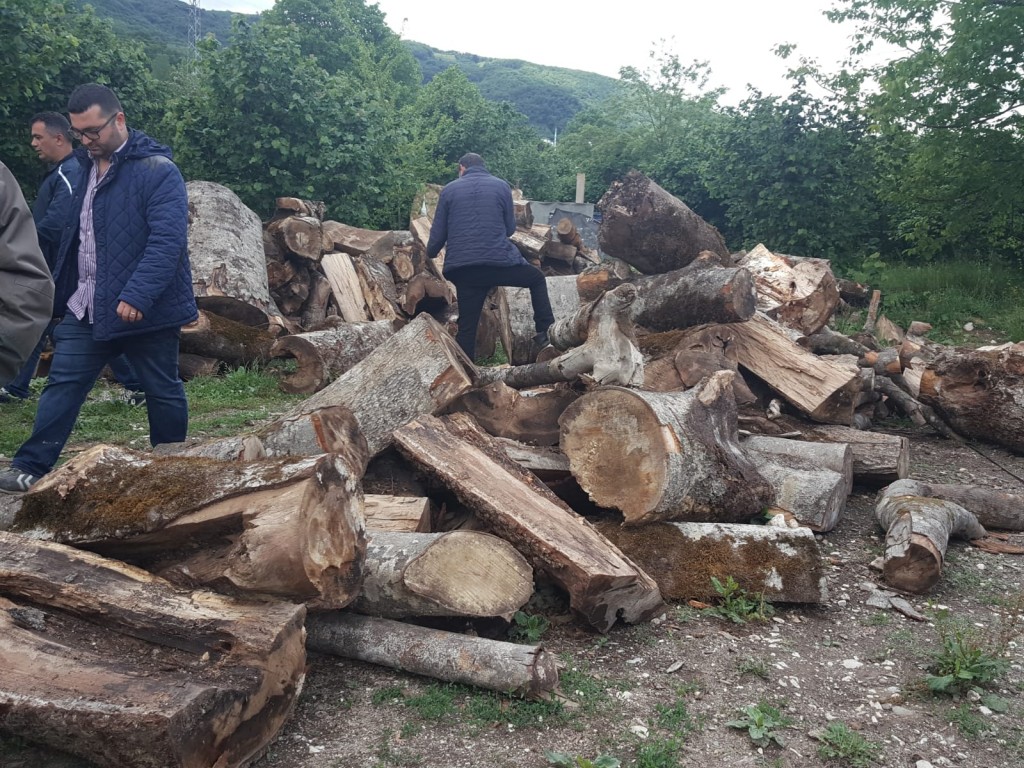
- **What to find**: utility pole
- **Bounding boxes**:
[188,0,202,64]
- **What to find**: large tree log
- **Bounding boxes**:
[596,171,731,273]
[452,381,580,446]
[393,413,665,631]
[306,613,559,698]
[351,530,533,620]
[875,483,986,593]
[741,436,853,531]
[576,257,633,301]
[878,480,1024,532]
[500,275,581,365]
[0,534,306,768]
[179,309,277,369]
[918,343,1024,452]
[266,214,323,261]
[269,320,399,394]
[595,521,828,603]
[401,271,455,317]
[559,372,773,526]
[736,243,840,335]
[272,314,476,457]
[321,221,398,259]
[186,180,286,328]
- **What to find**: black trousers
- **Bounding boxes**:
[446,263,555,361]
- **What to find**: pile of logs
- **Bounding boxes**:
[3,170,1023,767]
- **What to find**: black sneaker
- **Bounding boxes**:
[0,387,24,404]
[532,331,550,350]
[0,468,39,494]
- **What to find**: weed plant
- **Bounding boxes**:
[509,610,551,643]
[704,576,775,624]
[925,612,1011,694]
[816,722,881,767]
[726,701,792,748]
[546,752,621,768]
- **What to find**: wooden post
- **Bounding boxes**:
[575,173,585,204]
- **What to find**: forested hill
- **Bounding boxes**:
[80,0,618,137]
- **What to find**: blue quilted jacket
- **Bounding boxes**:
[52,129,197,339]
[32,152,81,270]
[427,165,528,275]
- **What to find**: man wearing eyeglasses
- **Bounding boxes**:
[0,83,198,494]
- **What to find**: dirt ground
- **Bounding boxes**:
[3,424,1024,768]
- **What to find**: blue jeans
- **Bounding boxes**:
[5,319,140,399]
[12,314,188,477]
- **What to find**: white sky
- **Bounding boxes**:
[201,1,872,100]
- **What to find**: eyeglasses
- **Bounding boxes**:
[69,112,117,142]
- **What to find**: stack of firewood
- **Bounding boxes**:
[3,171,1023,768]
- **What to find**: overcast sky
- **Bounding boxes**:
[201,0,870,100]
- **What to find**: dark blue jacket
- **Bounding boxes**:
[427,165,528,275]
[32,152,81,270]
[52,129,198,339]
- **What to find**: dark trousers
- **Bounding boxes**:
[447,263,555,361]
[12,314,188,477]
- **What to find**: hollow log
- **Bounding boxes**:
[559,372,773,526]
[918,343,1024,452]
[741,436,853,531]
[0,535,306,768]
[595,521,828,603]
[351,530,533,620]
[269,320,399,394]
[272,314,475,457]
[576,258,633,302]
[736,243,840,335]
[179,309,276,369]
[401,272,455,317]
[875,484,986,593]
[878,480,1024,532]
[306,613,559,698]
[186,180,286,326]
[596,171,731,273]
[393,413,665,631]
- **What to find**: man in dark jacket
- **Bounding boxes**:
[0,84,198,494]
[0,162,54,390]
[427,152,554,361]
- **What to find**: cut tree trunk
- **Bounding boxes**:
[875,483,986,593]
[736,243,840,335]
[576,258,633,301]
[595,521,828,603]
[500,275,581,365]
[510,227,550,263]
[741,435,853,531]
[393,413,665,631]
[306,613,559,698]
[351,530,533,620]
[272,314,476,457]
[401,272,455,317]
[918,343,1024,452]
[596,171,731,273]
[878,480,1024,532]
[266,215,323,261]
[321,221,398,259]
[559,372,773,526]
[363,494,433,533]
[179,310,276,369]
[0,533,305,768]
[269,320,399,394]
[186,180,286,328]
[300,270,333,330]
[452,381,580,446]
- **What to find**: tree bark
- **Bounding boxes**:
[269,320,399,394]
[500,275,581,365]
[879,480,1024,532]
[559,372,773,526]
[179,309,277,369]
[306,613,560,698]
[393,413,665,631]
[596,171,731,273]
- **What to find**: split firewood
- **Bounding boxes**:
[363,494,433,533]
[393,413,665,631]
[354,255,400,321]
[300,269,333,329]
[875,315,905,345]
[390,246,416,282]
[306,613,559,698]
[510,226,550,263]
[595,521,828,603]
[351,530,533,620]
[500,275,581,364]
[0,534,306,768]
[875,482,986,593]
[273,314,476,457]
[274,196,326,220]
[597,171,731,273]
[321,251,371,322]
[320,221,400,260]
[453,380,580,446]
[266,214,323,261]
[179,309,276,369]
[918,343,1024,452]
[514,198,534,229]
[880,480,1024,532]
[186,180,287,328]
[576,257,633,301]
[495,438,572,482]
[641,327,757,404]
[741,435,853,531]
[269,320,399,394]
[736,243,840,335]
[272,258,311,316]
[863,289,882,333]
[559,372,773,526]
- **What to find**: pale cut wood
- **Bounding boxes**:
[875,484,986,593]
[495,438,572,481]
[390,248,416,282]
[351,530,533,619]
[576,258,633,301]
[410,215,445,274]
[273,314,476,457]
[321,251,371,322]
[741,435,853,532]
[500,275,580,364]
[393,413,665,631]
[355,255,400,321]
[864,289,881,333]
[321,221,396,258]
[453,381,580,446]
[559,373,773,526]
[595,521,828,603]
[269,320,398,394]
[737,243,840,335]
[0,534,306,767]
[510,227,549,263]
[364,494,433,533]
[875,315,905,345]
[306,613,560,698]
[879,480,1024,532]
